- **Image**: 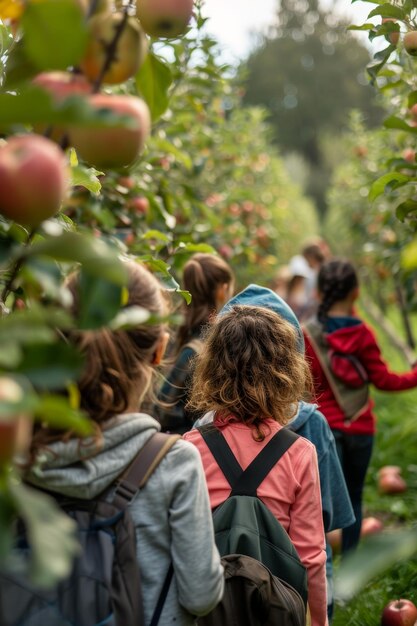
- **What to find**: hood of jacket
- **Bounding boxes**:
[26,413,160,499]
[325,321,369,355]
[288,400,318,430]
[220,283,304,353]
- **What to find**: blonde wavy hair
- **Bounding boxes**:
[187,305,311,440]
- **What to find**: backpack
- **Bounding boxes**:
[304,319,369,423]
[196,425,307,626]
[0,432,180,626]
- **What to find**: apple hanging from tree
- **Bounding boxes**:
[80,13,148,84]
[69,94,151,169]
[0,135,68,227]
[136,0,194,38]
[381,599,417,626]
[404,31,417,56]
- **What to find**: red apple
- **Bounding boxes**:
[379,473,407,494]
[80,13,148,84]
[382,18,400,45]
[402,149,415,164]
[404,31,417,56]
[410,104,417,119]
[127,196,150,215]
[32,71,91,142]
[381,599,417,626]
[360,516,384,537]
[0,135,68,227]
[69,94,151,169]
[136,0,194,38]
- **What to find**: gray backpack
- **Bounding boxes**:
[0,432,180,626]
[196,425,307,626]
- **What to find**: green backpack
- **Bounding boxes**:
[196,425,307,626]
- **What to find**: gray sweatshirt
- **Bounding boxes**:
[26,413,224,626]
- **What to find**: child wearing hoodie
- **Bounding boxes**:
[192,284,354,623]
[303,258,417,555]
[184,285,330,626]
[24,260,224,626]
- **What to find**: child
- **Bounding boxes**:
[192,284,354,624]
[156,252,234,434]
[184,288,328,626]
[25,260,224,626]
[303,258,417,555]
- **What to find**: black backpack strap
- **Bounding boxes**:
[112,432,181,509]
[232,428,299,496]
[198,424,242,486]
[198,424,299,496]
[149,564,174,626]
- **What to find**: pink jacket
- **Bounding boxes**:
[184,418,328,626]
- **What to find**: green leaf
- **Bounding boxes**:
[368,172,409,201]
[334,529,417,602]
[383,115,417,133]
[136,52,173,122]
[368,3,406,19]
[152,138,193,170]
[347,24,375,31]
[71,165,103,196]
[77,272,124,330]
[9,481,80,588]
[33,395,92,436]
[21,0,87,71]
[408,90,417,108]
[141,230,171,243]
[396,199,417,221]
[176,242,216,254]
[15,343,84,390]
[26,232,128,285]
[110,305,151,330]
[0,88,139,129]
[367,44,396,84]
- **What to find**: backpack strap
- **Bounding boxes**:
[198,425,299,497]
[112,432,181,509]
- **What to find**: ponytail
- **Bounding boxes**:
[317,259,358,325]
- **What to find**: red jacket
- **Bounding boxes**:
[303,319,417,434]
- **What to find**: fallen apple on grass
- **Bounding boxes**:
[381,599,417,626]
[378,466,407,494]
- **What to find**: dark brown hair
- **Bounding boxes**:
[188,305,311,440]
[317,258,358,325]
[30,261,166,453]
[177,253,234,348]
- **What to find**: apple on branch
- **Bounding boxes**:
[0,135,68,227]
[137,0,194,38]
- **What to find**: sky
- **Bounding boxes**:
[202,0,373,63]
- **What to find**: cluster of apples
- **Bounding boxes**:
[0,0,194,228]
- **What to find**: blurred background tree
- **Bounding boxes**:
[242,0,383,217]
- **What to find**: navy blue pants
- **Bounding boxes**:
[332,430,374,555]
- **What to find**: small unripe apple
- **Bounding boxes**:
[137,0,194,38]
[404,31,417,56]
[69,94,151,169]
[0,135,68,227]
[381,599,417,626]
[81,13,148,84]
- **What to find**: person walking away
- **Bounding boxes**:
[22,260,224,626]
[184,293,328,626]
[155,252,234,434]
[303,258,417,555]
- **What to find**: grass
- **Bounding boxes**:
[332,307,417,625]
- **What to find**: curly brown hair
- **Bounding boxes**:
[30,260,166,455]
[187,305,311,439]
